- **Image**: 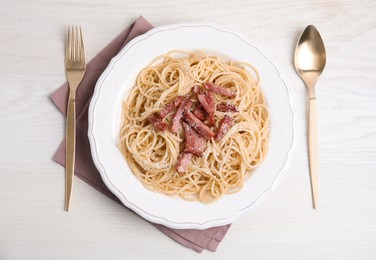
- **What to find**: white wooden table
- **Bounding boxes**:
[1,1,375,259]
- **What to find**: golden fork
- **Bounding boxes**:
[64,26,86,211]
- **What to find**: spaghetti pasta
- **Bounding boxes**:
[119,50,269,203]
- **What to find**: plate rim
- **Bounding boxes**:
[88,21,296,229]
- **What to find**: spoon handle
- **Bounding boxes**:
[308,97,319,209]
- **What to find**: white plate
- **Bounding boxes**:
[88,22,295,229]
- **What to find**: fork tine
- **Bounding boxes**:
[75,26,79,61]
[73,26,77,61]
[76,26,80,61]
[79,26,85,62]
[66,26,71,61]
[71,25,74,61]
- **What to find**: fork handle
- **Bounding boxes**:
[65,97,76,211]
[308,97,319,209]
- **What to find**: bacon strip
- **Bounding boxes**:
[216,102,239,112]
[193,86,211,110]
[192,85,204,95]
[205,82,236,98]
[159,96,185,119]
[176,152,192,173]
[148,113,168,131]
[183,111,215,140]
[193,86,215,126]
[205,91,215,126]
[196,92,210,111]
[170,98,193,133]
[215,115,234,141]
[182,122,206,156]
[192,106,206,121]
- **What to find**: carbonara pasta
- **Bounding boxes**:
[119,50,269,203]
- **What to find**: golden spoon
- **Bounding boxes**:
[294,25,326,209]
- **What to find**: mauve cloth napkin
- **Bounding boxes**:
[50,16,230,253]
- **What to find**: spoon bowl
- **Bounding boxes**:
[294,25,326,96]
